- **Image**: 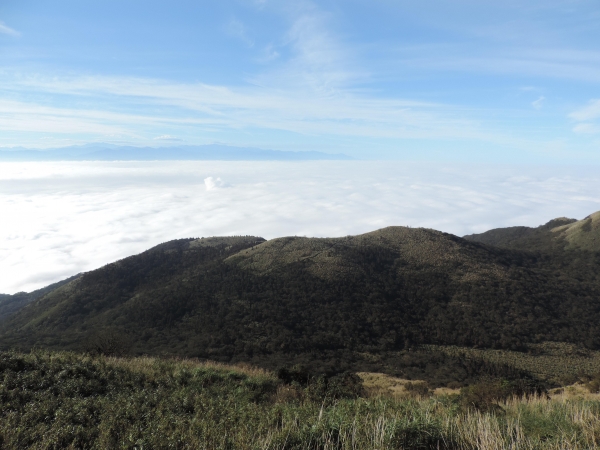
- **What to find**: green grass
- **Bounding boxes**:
[2,350,600,449]
[428,342,600,385]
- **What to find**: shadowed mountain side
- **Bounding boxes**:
[464,211,600,253]
[3,225,600,372]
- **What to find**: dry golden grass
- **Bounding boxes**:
[104,354,275,379]
[549,383,600,401]
[358,372,461,398]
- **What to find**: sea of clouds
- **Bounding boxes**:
[2,161,600,294]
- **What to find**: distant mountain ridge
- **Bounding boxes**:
[0,143,352,161]
[2,212,600,375]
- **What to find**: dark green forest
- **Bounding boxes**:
[0,275,80,323]
[1,213,600,383]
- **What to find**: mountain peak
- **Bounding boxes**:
[551,211,600,251]
[464,210,600,252]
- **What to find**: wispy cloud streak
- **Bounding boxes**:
[0,21,20,37]
[2,75,531,147]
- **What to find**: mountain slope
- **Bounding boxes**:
[464,212,600,252]
[3,224,600,371]
[0,274,81,323]
[553,211,600,251]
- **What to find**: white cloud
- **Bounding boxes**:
[391,45,600,83]
[532,96,545,109]
[204,176,225,190]
[570,99,600,122]
[1,2,502,146]
[0,98,226,137]
[569,99,600,135]
[1,161,600,294]
[572,123,599,134]
[0,21,20,37]
[153,135,183,141]
[3,75,526,147]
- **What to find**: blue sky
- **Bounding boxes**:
[1,0,600,161]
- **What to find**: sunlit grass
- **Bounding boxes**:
[1,350,600,449]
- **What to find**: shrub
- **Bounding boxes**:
[82,329,131,357]
[276,364,311,387]
[460,378,547,411]
[404,381,431,398]
[586,374,600,393]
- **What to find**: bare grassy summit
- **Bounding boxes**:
[551,211,600,251]
[464,209,600,252]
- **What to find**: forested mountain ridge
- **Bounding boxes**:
[227,227,510,284]
[0,274,81,323]
[2,214,600,378]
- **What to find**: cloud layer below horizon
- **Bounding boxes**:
[2,161,600,294]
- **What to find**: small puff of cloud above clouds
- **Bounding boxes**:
[204,176,225,190]
[0,21,20,37]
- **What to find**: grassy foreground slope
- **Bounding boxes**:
[1,350,600,450]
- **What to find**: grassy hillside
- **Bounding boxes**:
[463,211,600,253]
[553,211,600,251]
[429,342,600,385]
[2,224,600,379]
[1,350,600,449]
